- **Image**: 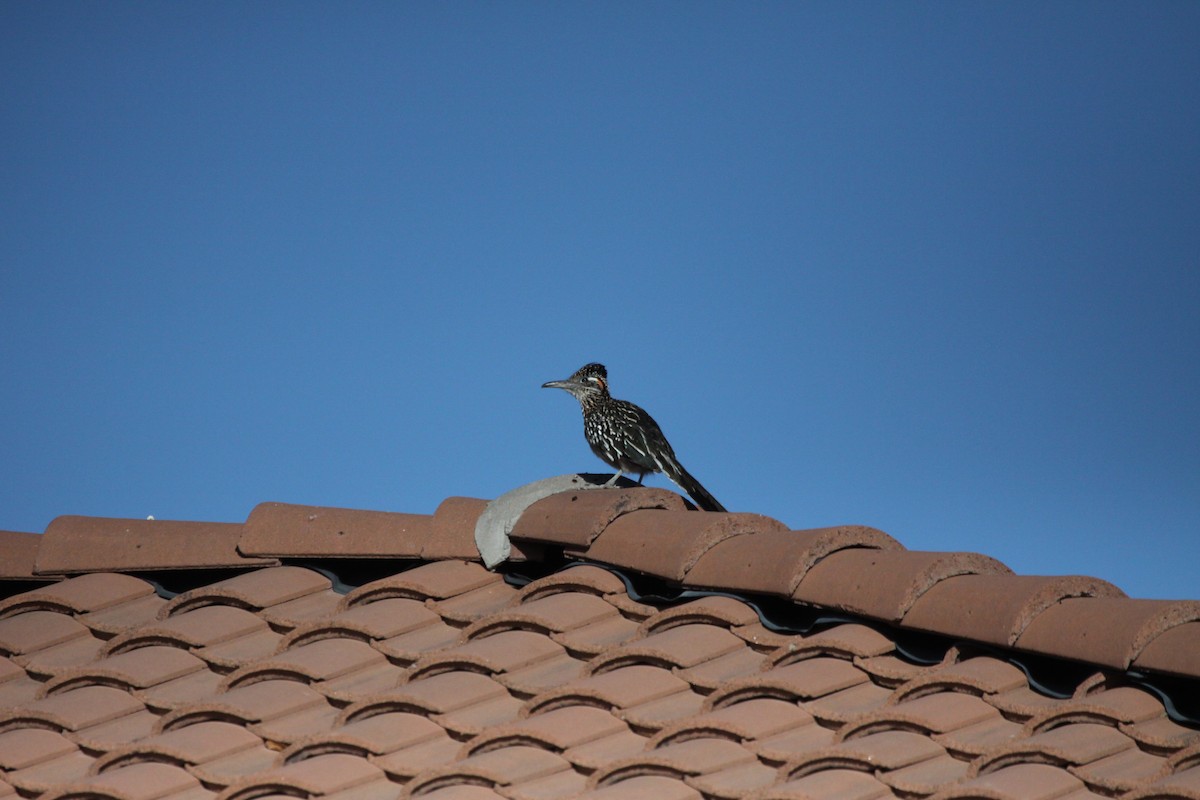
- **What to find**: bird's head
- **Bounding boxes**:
[542,362,610,401]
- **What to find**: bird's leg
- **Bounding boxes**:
[604,471,623,486]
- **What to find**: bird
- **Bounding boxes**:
[542,363,726,512]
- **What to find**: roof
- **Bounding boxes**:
[1,475,1198,800]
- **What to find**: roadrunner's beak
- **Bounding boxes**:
[541,379,577,391]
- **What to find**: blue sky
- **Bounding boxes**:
[2,3,1197,600]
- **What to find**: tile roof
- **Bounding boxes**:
[0,475,1197,800]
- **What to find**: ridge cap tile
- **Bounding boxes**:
[794,548,1013,624]
[0,530,51,581]
[1134,620,1200,679]
[1016,598,1200,675]
[902,573,1127,649]
[423,495,491,562]
[510,487,689,550]
[240,501,434,559]
[585,510,777,583]
[684,524,901,598]
[36,516,274,575]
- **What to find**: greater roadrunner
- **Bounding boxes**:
[542,363,727,512]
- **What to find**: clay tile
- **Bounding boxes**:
[0,573,154,617]
[595,737,757,787]
[79,594,167,638]
[518,565,630,600]
[764,768,893,800]
[525,664,690,716]
[402,785,509,800]
[1029,686,1166,729]
[224,637,387,688]
[38,761,203,800]
[1070,746,1170,795]
[652,697,816,747]
[1134,621,1200,679]
[934,762,1090,800]
[2,684,144,732]
[465,591,620,640]
[219,752,386,799]
[241,501,434,558]
[708,656,870,709]
[344,560,497,607]
[883,752,972,796]
[794,549,1012,624]
[1016,598,1200,672]
[430,579,521,626]
[342,670,509,722]
[0,530,51,581]
[591,624,743,673]
[676,646,768,694]
[0,609,91,656]
[406,744,573,796]
[799,681,895,726]
[844,691,1001,739]
[685,525,900,597]
[158,679,329,732]
[551,614,643,660]
[784,623,896,661]
[468,705,631,754]
[640,595,760,632]
[42,645,208,695]
[104,604,270,655]
[161,566,331,617]
[904,574,1129,649]
[586,511,780,583]
[577,774,701,800]
[0,727,80,771]
[1121,715,1200,754]
[782,729,946,777]
[91,720,265,772]
[283,710,445,761]
[974,722,1135,774]
[409,629,565,680]
[282,596,442,647]
[423,496,491,561]
[511,488,688,549]
[36,516,274,574]
[893,656,1028,701]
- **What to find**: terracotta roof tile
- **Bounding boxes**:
[794,549,1012,624]
[240,502,432,558]
[585,510,784,582]
[163,567,332,617]
[511,487,688,550]
[0,572,154,617]
[0,531,50,581]
[37,516,274,574]
[39,761,209,800]
[1016,597,1200,672]
[684,525,901,597]
[0,483,1196,800]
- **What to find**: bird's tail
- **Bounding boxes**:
[665,464,727,512]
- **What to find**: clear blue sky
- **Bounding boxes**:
[2,3,1197,600]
